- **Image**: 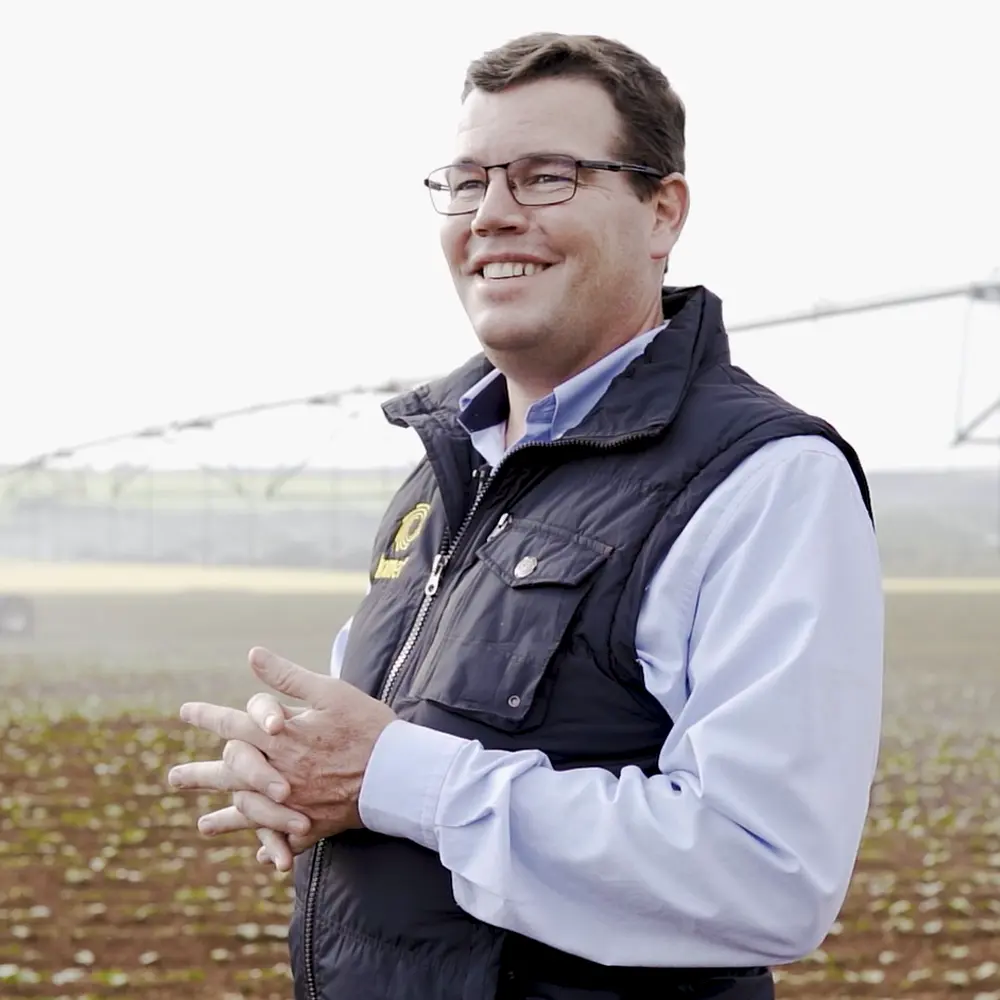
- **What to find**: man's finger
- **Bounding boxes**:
[168,760,251,793]
[178,702,272,751]
[258,829,319,870]
[249,647,333,708]
[246,692,305,736]
[221,739,289,801]
[197,804,254,836]
[226,789,311,837]
[198,795,309,838]
[256,827,294,872]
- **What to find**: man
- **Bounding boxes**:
[168,32,884,1000]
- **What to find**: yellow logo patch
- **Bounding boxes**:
[392,502,431,554]
[374,503,432,581]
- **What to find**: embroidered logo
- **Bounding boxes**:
[392,502,431,554]
[374,502,431,580]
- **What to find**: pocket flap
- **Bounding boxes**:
[478,517,612,588]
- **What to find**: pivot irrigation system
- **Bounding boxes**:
[1,276,998,635]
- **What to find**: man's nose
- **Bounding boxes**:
[471,168,529,234]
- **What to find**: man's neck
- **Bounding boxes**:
[499,326,661,450]
[503,383,533,450]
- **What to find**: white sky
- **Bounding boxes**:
[1,2,999,472]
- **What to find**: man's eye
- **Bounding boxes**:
[521,171,574,187]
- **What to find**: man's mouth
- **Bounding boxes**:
[476,261,553,279]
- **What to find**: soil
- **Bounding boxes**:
[1,590,998,999]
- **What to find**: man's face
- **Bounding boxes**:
[439,76,687,379]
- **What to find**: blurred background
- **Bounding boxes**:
[1,3,999,999]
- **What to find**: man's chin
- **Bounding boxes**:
[470,312,543,355]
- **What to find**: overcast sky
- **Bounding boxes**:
[2,2,998,472]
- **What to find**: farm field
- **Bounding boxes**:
[0,466,409,512]
[1,576,998,999]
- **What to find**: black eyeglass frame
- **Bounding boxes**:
[422,155,668,216]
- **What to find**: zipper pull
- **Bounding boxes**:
[487,513,510,541]
[474,464,492,499]
[424,553,446,597]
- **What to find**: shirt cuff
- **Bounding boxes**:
[358,718,470,851]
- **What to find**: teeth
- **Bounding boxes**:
[481,261,547,279]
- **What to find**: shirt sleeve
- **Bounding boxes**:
[357,437,884,967]
[330,617,352,679]
[331,579,369,678]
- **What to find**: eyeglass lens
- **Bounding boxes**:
[427,154,578,214]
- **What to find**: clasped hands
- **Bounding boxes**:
[167,647,396,871]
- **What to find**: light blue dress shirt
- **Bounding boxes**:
[336,325,884,968]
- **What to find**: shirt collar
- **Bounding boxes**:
[458,321,669,441]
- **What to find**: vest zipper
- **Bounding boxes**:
[377,463,493,704]
[300,429,655,998]
[303,838,324,1000]
[300,465,494,1000]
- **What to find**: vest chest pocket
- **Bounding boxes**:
[407,517,613,732]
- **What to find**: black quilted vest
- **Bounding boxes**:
[287,285,873,1000]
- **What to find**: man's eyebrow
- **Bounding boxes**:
[448,151,579,167]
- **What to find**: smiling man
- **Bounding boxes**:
[169,32,884,1000]
[436,76,682,438]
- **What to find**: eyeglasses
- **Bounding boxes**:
[423,153,666,216]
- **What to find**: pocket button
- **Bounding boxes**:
[513,556,537,579]
[507,694,521,708]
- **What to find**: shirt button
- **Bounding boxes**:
[513,556,537,579]
[507,695,521,708]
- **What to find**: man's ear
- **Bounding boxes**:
[650,173,689,268]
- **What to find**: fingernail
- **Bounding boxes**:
[289,819,309,836]
[198,821,214,836]
[265,714,280,732]
[267,782,287,801]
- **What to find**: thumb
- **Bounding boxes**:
[249,647,333,707]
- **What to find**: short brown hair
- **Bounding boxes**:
[462,33,686,200]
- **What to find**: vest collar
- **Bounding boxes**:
[382,285,729,441]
